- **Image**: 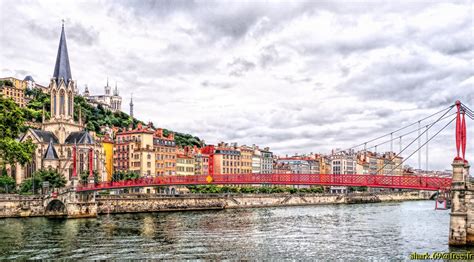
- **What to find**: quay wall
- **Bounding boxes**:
[0,191,432,218]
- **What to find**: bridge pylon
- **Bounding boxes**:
[448,159,472,246]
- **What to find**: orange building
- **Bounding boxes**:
[153,128,176,176]
[202,142,241,175]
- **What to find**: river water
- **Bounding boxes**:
[0,200,470,260]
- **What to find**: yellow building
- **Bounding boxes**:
[0,77,27,107]
[239,145,253,174]
[102,135,114,182]
[176,153,195,176]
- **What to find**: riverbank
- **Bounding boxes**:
[0,191,434,218]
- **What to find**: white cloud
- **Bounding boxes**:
[0,0,472,170]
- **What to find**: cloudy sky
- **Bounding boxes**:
[1,0,473,170]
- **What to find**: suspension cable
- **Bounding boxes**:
[338,104,455,153]
[375,106,454,174]
[362,112,456,151]
[388,116,456,174]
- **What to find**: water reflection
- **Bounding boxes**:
[0,201,454,260]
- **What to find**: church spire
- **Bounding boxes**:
[130,93,134,118]
[114,81,119,96]
[53,20,72,85]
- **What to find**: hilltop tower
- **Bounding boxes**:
[130,93,134,118]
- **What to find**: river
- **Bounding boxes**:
[0,200,470,260]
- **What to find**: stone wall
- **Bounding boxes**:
[96,191,429,215]
[0,195,44,218]
[0,191,431,219]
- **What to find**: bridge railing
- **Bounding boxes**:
[75,173,452,192]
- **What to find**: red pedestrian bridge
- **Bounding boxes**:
[76,173,452,192]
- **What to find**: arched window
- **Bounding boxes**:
[68,91,73,116]
[67,148,71,158]
[59,90,65,115]
[53,90,57,115]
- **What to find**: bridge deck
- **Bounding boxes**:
[76,174,452,192]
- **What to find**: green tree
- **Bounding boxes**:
[79,171,100,185]
[19,175,41,194]
[33,169,66,190]
[0,97,36,174]
[0,172,15,193]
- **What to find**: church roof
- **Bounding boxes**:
[31,129,59,143]
[53,24,72,85]
[65,131,94,144]
[44,140,59,160]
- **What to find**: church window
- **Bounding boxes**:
[53,90,57,115]
[68,91,73,116]
[59,90,65,115]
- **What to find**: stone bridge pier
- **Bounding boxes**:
[43,190,97,218]
[449,158,471,246]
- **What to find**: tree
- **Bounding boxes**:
[0,97,36,172]
[0,173,15,193]
[79,171,101,185]
[33,169,66,190]
[19,175,41,194]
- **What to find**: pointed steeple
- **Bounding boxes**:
[113,82,119,96]
[44,139,59,160]
[105,77,111,95]
[53,21,72,85]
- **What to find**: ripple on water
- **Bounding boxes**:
[0,200,456,260]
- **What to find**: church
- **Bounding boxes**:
[83,79,122,112]
[14,23,106,186]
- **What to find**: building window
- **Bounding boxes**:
[53,90,57,115]
[59,90,65,115]
[68,91,73,116]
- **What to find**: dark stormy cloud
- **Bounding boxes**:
[0,0,472,170]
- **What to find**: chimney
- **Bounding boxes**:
[155,128,163,138]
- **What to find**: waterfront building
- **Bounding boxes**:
[193,146,210,176]
[276,156,316,174]
[329,151,357,193]
[0,76,28,107]
[153,128,176,176]
[176,147,195,176]
[102,134,114,182]
[357,151,403,176]
[83,79,122,112]
[14,24,105,185]
[239,145,253,174]
[201,142,241,175]
[114,123,155,177]
[273,162,292,174]
[252,146,262,174]
[260,147,273,174]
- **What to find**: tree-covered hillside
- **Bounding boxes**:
[22,88,203,148]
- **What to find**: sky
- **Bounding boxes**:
[0,0,473,170]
